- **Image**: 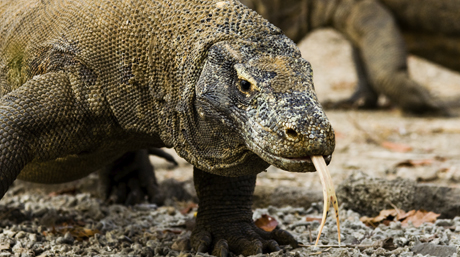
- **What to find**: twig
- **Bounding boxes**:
[299,243,376,249]
[347,114,382,145]
[386,200,402,217]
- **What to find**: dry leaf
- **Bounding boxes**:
[50,221,99,240]
[361,209,440,228]
[334,131,345,139]
[255,214,278,232]
[395,159,434,167]
[331,81,355,91]
[162,229,183,235]
[381,141,413,152]
[396,209,414,220]
[72,228,100,240]
[48,187,78,197]
[179,203,198,215]
[400,210,440,227]
[305,217,322,222]
[360,209,399,227]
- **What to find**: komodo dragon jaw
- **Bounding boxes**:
[195,41,335,173]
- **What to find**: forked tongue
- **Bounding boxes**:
[311,156,341,247]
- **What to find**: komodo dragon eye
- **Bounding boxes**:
[239,79,252,93]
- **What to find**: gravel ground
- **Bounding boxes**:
[1,186,460,256]
[1,29,459,256]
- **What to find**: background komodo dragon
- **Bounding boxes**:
[0,0,335,256]
[240,0,460,116]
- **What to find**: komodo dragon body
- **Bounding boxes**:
[241,0,460,115]
[0,0,335,255]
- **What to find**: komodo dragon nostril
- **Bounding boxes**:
[285,128,298,139]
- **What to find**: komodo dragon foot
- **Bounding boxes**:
[190,168,298,256]
[98,148,176,205]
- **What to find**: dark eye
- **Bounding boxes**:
[240,80,251,92]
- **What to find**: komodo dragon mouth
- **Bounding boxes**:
[247,139,333,172]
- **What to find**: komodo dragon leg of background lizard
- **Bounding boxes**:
[327,46,380,110]
[333,0,448,116]
[240,0,450,116]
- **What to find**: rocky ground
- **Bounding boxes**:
[0,29,459,256]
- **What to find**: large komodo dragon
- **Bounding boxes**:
[0,0,335,255]
[241,0,460,116]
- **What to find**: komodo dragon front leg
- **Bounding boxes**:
[192,168,298,256]
[0,72,157,200]
[0,72,100,197]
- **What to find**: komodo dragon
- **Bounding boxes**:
[241,0,460,116]
[0,0,335,255]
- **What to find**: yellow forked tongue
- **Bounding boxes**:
[311,156,341,247]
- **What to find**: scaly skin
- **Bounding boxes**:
[241,0,459,116]
[0,0,334,256]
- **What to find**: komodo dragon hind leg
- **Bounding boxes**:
[98,149,164,205]
[191,168,298,256]
[147,147,178,166]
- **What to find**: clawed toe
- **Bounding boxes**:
[212,239,229,257]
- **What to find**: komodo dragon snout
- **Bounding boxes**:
[195,41,335,173]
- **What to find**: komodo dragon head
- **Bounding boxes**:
[185,39,335,175]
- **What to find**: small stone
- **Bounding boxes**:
[171,238,191,251]
[12,241,24,253]
[389,221,402,230]
[56,232,74,244]
[63,232,74,243]
[166,206,176,215]
[14,231,26,239]
[28,234,37,242]
[399,252,414,257]
[435,219,454,227]
[177,252,192,257]
[411,243,456,257]
[106,232,119,246]
[394,237,408,247]
[146,240,158,248]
